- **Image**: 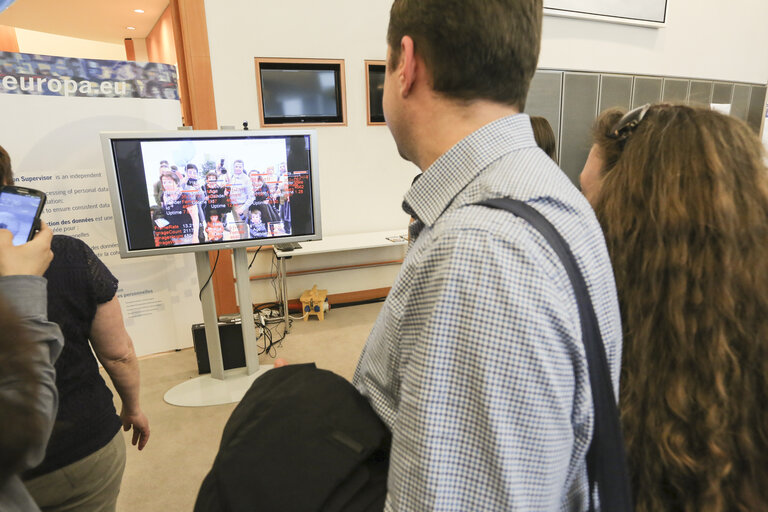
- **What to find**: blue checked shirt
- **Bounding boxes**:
[353,114,622,511]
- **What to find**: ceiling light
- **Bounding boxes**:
[134,9,144,13]
[127,26,136,30]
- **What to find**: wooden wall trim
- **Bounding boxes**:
[167,4,192,126]
[124,38,136,61]
[269,287,391,313]
[326,287,391,306]
[171,0,239,315]
[0,25,19,53]
[146,6,177,66]
[171,0,217,129]
[250,259,403,281]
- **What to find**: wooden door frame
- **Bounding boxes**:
[170,0,238,314]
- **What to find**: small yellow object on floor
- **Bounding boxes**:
[300,285,328,321]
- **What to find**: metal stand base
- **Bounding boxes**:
[164,249,267,407]
[164,365,273,406]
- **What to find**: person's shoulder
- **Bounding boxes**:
[48,235,97,274]
[52,234,89,254]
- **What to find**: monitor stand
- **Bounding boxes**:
[164,248,272,406]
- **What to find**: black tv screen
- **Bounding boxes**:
[258,61,344,125]
[367,64,385,124]
[100,129,322,258]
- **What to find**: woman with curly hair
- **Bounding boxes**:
[580,103,768,512]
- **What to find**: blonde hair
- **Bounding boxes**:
[592,104,768,512]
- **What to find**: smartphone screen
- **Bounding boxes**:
[0,188,45,246]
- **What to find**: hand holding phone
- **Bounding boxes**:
[0,220,53,277]
[0,185,47,246]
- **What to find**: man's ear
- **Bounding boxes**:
[398,36,418,98]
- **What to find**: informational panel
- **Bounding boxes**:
[544,0,668,25]
[599,74,632,113]
[689,81,714,106]
[746,85,767,135]
[0,51,202,357]
[662,79,689,103]
[712,83,734,104]
[632,77,662,108]
[560,72,599,186]
[763,100,768,149]
[730,84,751,121]
[525,70,563,156]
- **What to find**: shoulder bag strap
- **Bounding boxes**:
[477,198,633,512]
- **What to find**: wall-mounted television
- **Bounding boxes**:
[100,129,322,258]
[255,58,346,127]
[366,61,386,125]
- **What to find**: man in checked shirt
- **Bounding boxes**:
[353,0,623,510]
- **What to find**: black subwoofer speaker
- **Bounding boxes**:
[191,322,247,374]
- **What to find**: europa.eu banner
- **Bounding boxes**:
[0,51,180,99]
[0,50,203,357]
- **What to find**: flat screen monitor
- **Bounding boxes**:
[367,63,385,124]
[100,129,321,258]
[257,61,345,125]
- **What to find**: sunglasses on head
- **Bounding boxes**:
[607,103,652,143]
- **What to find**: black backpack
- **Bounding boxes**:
[194,363,390,512]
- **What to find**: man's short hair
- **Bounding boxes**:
[387,0,542,110]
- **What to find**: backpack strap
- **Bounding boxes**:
[477,198,633,512]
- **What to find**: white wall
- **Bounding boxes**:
[540,0,768,83]
[204,0,417,239]
[133,38,149,62]
[15,28,126,61]
[204,0,417,304]
[204,0,768,303]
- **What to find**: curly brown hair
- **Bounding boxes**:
[591,104,768,512]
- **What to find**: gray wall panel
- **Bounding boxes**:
[525,71,563,151]
[746,85,767,134]
[632,77,662,108]
[689,81,713,105]
[560,73,599,186]
[599,74,632,113]
[712,82,734,104]
[662,79,689,102]
[730,84,751,121]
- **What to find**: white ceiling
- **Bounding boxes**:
[0,0,170,44]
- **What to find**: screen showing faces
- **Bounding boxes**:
[0,190,42,246]
[109,134,315,252]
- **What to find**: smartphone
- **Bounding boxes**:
[0,185,47,246]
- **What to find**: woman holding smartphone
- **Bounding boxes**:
[0,144,150,512]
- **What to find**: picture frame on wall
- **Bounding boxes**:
[543,0,668,27]
[365,60,386,126]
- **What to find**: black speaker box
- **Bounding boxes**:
[192,322,247,374]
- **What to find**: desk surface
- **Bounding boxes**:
[274,229,407,257]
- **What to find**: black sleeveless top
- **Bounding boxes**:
[24,235,121,479]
